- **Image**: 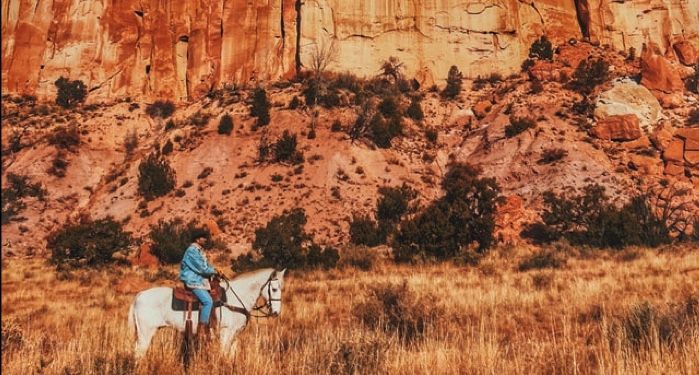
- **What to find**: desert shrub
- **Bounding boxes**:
[288,96,301,109]
[523,185,671,248]
[505,115,536,138]
[529,35,553,61]
[48,151,69,177]
[48,125,81,152]
[425,128,438,144]
[273,131,304,164]
[442,65,463,99]
[189,111,210,127]
[350,215,387,247]
[369,114,403,149]
[377,184,417,224]
[149,219,209,264]
[378,56,405,85]
[250,208,311,269]
[123,129,138,156]
[250,87,271,127]
[338,245,380,271]
[146,100,176,119]
[197,167,213,179]
[55,77,87,108]
[319,90,341,108]
[1,173,46,224]
[353,281,444,342]
[305,244,340,270]
[393,163,502,262]
[530,79,544,94]
[161,139,173,155]
[521,58,535,73]
[518,249,565,272]
[538,148,568,164]
[687,108,699,126]
[378,96,399,118]
[331,120,343,132]
[406,97,424,121]
[570,58,610,95]
[48,217,131,267]
[328,336,387,375]
[137,152,176,200]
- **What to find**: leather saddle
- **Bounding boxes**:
[172,278,227,312]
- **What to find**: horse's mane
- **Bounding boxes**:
[228,268,275,283]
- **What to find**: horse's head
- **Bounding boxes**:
[261,268,286,317]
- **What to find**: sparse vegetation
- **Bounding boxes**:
[48,217,131,267]
[137,152,176,201]
[54,77,87,108]
[48,125,81,152]
[406,97,424,121]
[570,58,610,95]
[528,35,553,61]
[505,115,537,138]
[250,87,271,127]
[1,173,47,225]
[273,131,304,164]
[442,66,463,99]
[47,151,69,178]
[538,148,568,164]
[349,215,387,247]
[123,129,138,156]
[146,100,176,119]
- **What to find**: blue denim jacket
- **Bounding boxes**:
[179,244,215,288]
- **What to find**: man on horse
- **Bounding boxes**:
[179,228,220,340]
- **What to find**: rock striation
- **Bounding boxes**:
[2,0,699,101]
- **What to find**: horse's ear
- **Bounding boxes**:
[279,268,287,278]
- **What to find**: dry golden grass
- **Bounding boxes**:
[2,245,698,374]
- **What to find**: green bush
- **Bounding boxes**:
[393,163,502,262]
[252,208,311,269]
[218,113,233,135]
[349,215,387,247]
[570,58,610,95]
[505,115,536,138]
[55,77,87,108]
[406,97,424,121]
[48,125,81,152]
[250,87,271,127]
[273,131,304,164]
[529,36,553,61]
[138,152,176,200]
[146,100,176,119]
[1,173,46,225]
[442,66,463,99]
[305,244,340,270]
[48,217,131,267]
[149,218,209,264]
[523,185,671,248]
[377,184,417,223]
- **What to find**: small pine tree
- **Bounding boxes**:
[218,113,234,135]
[55,77,87,108]
[250,87,271,126]
[442,66,463,99]
[570,58,610,95]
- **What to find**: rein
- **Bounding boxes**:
[219,274,279,319]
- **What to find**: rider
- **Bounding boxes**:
[179,228,219,339]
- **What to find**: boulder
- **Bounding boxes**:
[591,114,642,141]
[414,67,435,89]
[673,41,698,66]
[447,108,475,128]
[663,139,685,162]
[685,151,699,165]
[473,100,493,120]
[623,136,651,150]
[676,128,699,143]
[628,154,660,175]
[594,78,662,131]
[685,138,699,151]
[649,121,675,150]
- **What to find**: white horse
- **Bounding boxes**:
[128,268,286,358]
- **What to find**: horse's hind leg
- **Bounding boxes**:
[219,327,237,358]
[134,324,157,359]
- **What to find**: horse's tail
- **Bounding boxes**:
[128,297,139,339]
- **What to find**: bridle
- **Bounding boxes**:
[220,273,281,320]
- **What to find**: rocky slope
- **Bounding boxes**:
[2,40,697,258]
[2,0,698,101]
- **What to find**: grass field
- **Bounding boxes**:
[2,245,698,374]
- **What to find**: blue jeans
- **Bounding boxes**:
[191,289,213,324]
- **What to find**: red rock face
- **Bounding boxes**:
[2,0,698,101]
[591,114,642,141]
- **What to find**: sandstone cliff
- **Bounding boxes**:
[3,0,698,101]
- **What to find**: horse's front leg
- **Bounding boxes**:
[220,327,236,356]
